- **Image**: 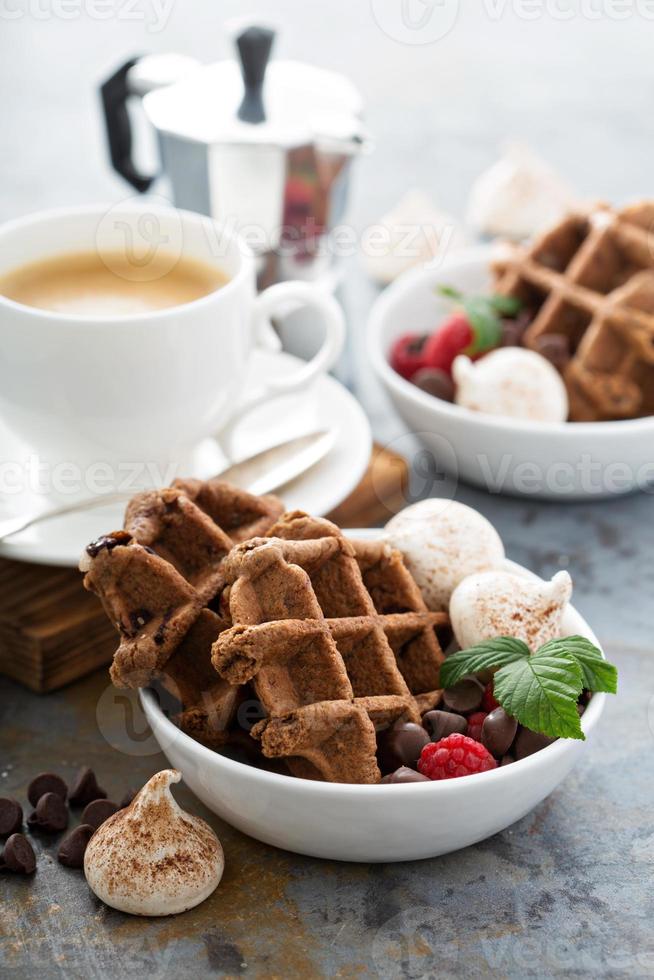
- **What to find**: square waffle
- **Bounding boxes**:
[493,201,654,421]
[212,512,448,782]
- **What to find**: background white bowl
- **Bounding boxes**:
[141,547,606,863]
[367,246,654,500]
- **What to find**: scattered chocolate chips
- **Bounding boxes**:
[514,727,556,760]
[27,773,67,808]
[81,799,119,830]
[0,833,36,874]
[481,708,518,758]
[381,766,430,784]
[412,367,455,402]
[422,709,467,741]
[68,767,107,808]
[57,824,95,869]
[533,333,570,372]
[377,721,430,774]
[27,792,68,834]
[442,679,483,714]
[0,798,23,836]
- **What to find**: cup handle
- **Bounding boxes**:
[221,281,346,446]
[251,281,346,392]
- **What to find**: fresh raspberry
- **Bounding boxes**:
[389,332,428,380]
[422,313,473,375]
[481,682,500,713]
[466,711,488,743]
[418,734,497,780]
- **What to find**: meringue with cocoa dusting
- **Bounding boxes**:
[84,769,223,916]
[450,569,572,650]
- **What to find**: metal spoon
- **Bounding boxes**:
[0,429,334,543]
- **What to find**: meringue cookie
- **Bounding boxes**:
[453,349,569,422]
[84,769,223,916]
[450,569,572,650]
[385,499,505,611]
[362,190,466,284]
[466,142,576,241]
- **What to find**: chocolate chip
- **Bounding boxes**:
[481,708,518,758]
[500,309,533,347]
[412,368,455,402]
[27,773,67,807]
[0,799,22,836]
[577,703,585,717]
[442,679,483,714]
[0,833,36,874]
[57,824,95,869]
[27,792,68,834]
[153,609,173,647]
[381,767,430,784]
[533,334,570,372]
[514,727,556,760]
[377,722,430,774]
[579,689,592,706]
[500,322,523,347]
[118,788,137,809]
[85,531,132,558]
[128,608,152,632]
[500,754,514,766]
[422,709,467,741]
[81,799,119,830]
[68,768,107,808]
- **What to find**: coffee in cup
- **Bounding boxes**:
[0,250,227,316]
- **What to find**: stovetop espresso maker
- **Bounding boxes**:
[100,24,369,288]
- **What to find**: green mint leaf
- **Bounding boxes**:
[439,637,530,688]
[537,636,618,694]
[463,297,503,353]
[436,285,519,353]
[437,285,463,302]
[487,294,523,316]
[493,652,585,740]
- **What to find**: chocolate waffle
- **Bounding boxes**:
[494,201,654,420]
[268,512,449,700]
[81,481,283,747]
[124,481,283,602]
[80,534,240,747]
[212,513,447,782]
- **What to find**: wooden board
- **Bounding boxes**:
[0,445,408,693]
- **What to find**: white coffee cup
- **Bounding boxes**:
[0,203,345,493]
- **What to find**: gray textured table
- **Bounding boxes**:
[2,4,654,977]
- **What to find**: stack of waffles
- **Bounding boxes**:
[493,201,654,421]
[81,481,449,784]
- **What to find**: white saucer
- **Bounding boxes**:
[0,350,372,567]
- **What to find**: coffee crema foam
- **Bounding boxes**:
[0,250,228,315]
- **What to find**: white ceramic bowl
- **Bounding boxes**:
[141,548,605,863]
[367,246,654,499]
